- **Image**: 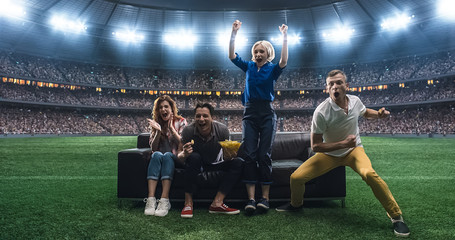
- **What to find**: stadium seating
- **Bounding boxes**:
[117,132,346,206]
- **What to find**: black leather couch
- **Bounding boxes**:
[118,132,346,206]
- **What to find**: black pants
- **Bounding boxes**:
[184,152,243,195]
[242,101,276,184]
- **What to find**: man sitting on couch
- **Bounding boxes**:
[178,103,243,218]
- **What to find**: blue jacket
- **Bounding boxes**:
[231,53,284,105]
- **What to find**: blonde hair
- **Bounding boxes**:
[251,40,275,62]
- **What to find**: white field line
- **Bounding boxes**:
[0,176,453,180]
[0,176,117,180]
[346,176,454,180]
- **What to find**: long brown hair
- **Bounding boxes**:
[152,95,182,127]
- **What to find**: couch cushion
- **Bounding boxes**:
[271,159,302,186]
[272,159,302,169]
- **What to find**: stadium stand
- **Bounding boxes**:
[1,50,454,136]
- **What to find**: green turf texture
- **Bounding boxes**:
[1,136,454,239]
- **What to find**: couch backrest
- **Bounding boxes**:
[137,132,311,161]
[137,133,150,148]
[271,133,311,161]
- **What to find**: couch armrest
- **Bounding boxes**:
[117,148,152,199]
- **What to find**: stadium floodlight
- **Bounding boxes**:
[438,0,455,20]
[271,33,302,45]
[217,31,248,48]
[380,14,415,30]
[50,16,87,33]
[163,30,198,48]
[112,31,145,43]
[0,0,26,18]
[322,26,355,42]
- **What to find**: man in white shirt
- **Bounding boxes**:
[276,70,410,237]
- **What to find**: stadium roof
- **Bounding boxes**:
[0,0,454,68]
[115,0,340,11]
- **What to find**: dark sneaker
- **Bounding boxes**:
[244,199,256,214]
[275,202,303,212]
[390,215,410,237]
[209,203,240,215]
[256,198,270,212]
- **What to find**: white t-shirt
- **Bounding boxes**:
[311,94,366,157]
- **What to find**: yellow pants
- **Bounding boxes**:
[290,147,402,218]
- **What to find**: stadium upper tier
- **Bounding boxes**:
[1,77,454,111]
[1,50,455,90]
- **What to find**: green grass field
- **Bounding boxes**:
[1,136,454,240]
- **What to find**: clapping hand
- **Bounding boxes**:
[167,112,178,135]
[147,118,161,132]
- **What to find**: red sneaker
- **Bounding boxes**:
[209,203,240,215]
[181,205,193,218]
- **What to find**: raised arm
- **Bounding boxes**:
[279,24,288,68]
[229,20,242,60]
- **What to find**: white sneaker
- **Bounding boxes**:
[144,197,157,216]
[155,198,171,217]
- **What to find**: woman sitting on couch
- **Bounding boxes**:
[144,95,187,217]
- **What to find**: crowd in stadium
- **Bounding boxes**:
[1,105,453,135]
[1,50,455,89]
[1,50,454,136]
[0,79,453,109]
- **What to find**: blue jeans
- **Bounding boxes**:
[147,151,176,181]
[242,100,277,184]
